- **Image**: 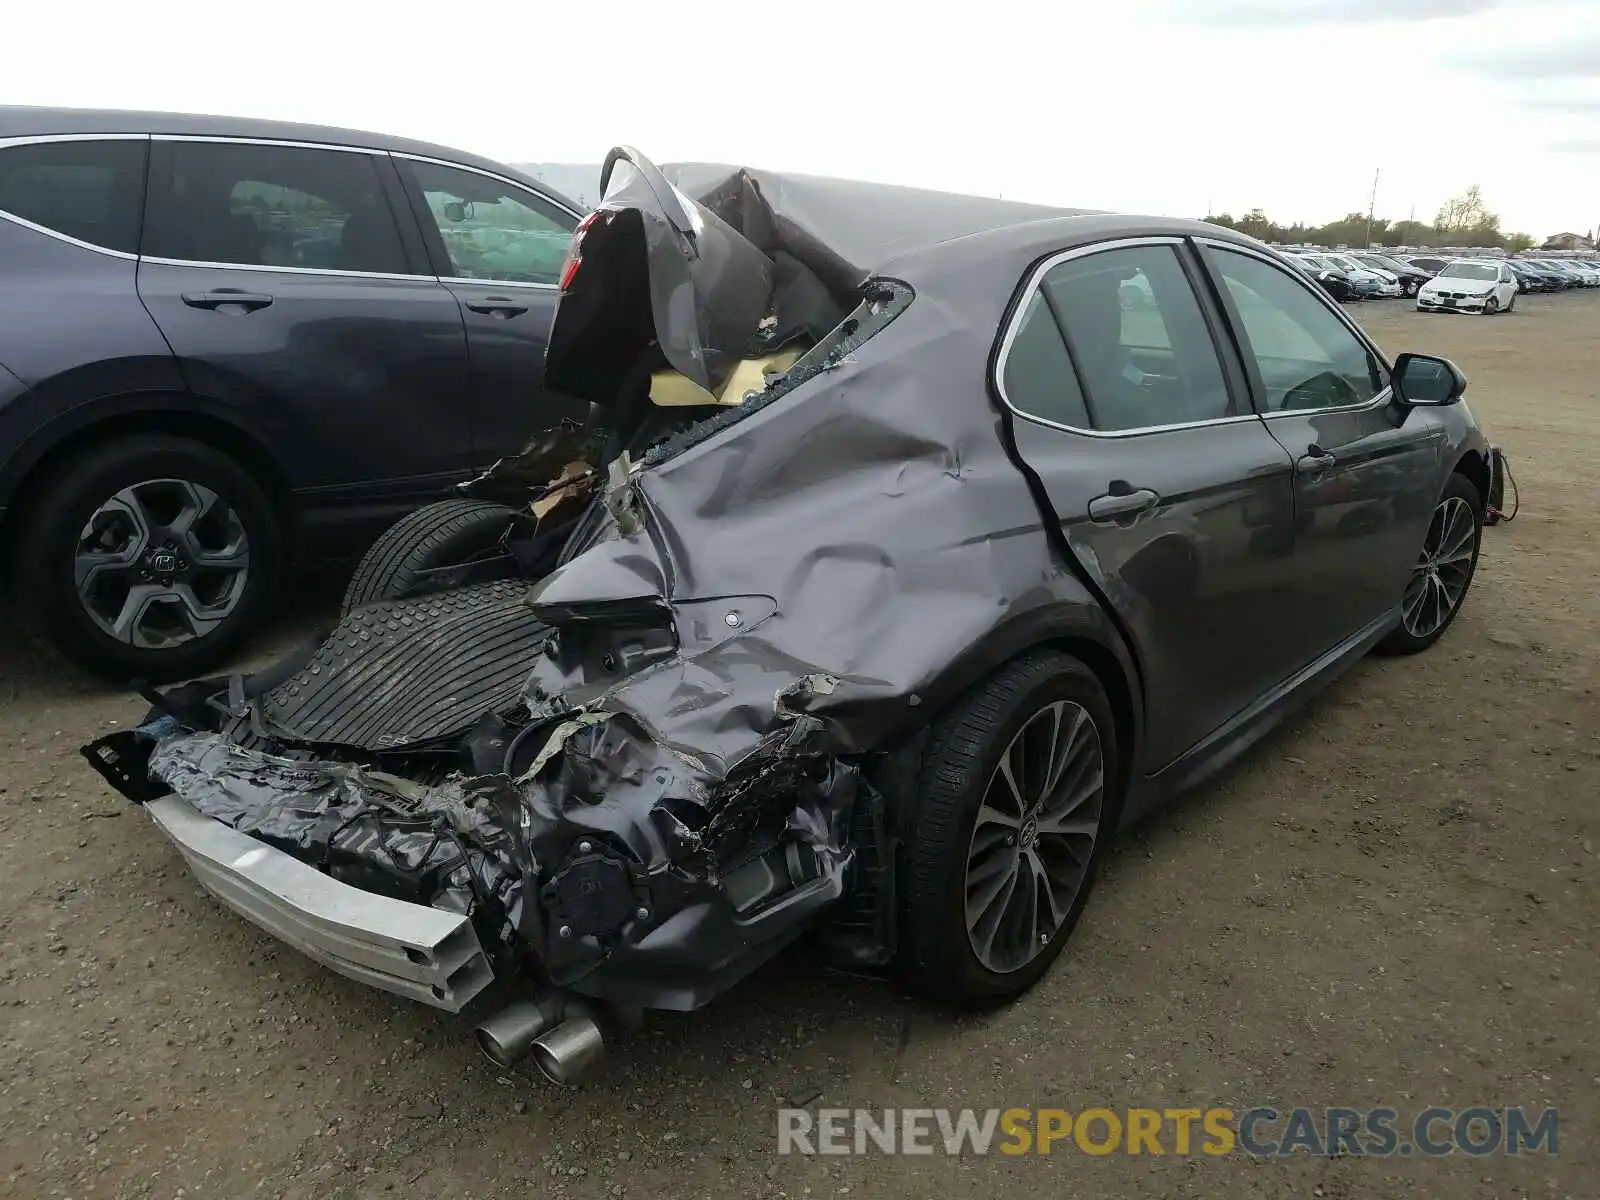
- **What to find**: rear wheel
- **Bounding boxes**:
[13,434,281,682]
[900,651,1117,1008]
[1375,473,1483,656]
[340,498,519,616]
[1505,292,1516,313]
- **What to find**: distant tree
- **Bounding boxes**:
[1304,211,1392,248]
[1388,220,1435,248]
[1237,208,1275,241]
[1504,232,1536,252]
[1435,185,1503,246]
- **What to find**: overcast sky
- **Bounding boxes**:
[8,0,1599,237]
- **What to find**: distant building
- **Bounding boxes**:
[1540,231,1594,251]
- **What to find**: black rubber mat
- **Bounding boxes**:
[257,581,546,750]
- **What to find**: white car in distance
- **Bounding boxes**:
[1416,259,1519,315]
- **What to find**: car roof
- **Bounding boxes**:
[661,161,1109,279]
[0,104,566,202]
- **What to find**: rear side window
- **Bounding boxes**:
[1000,292,1092,429]
[144,141,409,274]
[1003,244,1235,434]
[0,138,147,254]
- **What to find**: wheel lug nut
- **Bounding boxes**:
[1005,833,1016,846]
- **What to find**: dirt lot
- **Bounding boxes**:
[2,294,1596,1200]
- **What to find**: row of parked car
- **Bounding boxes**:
[1280,246,1600,313]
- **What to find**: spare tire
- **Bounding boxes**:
[341,499,519,616]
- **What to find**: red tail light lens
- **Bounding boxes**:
[560,211,603,293]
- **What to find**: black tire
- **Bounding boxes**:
[1375,473,1483,657]
[1483,296,1499,316]
[12,434,281,683]
[340,498,518,615]
[1505,292,1516,313]
[900,651,1118,1009]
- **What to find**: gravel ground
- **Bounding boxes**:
[1,294,1595,1200]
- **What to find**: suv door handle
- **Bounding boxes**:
[1296,444,1337,475]
[465,297,530,317]
[181,289,273,312]
[1088,486,1160,523]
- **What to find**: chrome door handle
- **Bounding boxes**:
[1088,487,1159,523]
[1296,444,1336,475]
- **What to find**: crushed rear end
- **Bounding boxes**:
[83,149,1071,1073]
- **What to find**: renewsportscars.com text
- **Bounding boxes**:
[776,1106,1559,1157]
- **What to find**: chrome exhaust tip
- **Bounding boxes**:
[473,996,557,1069]
[530,1014,606,1085]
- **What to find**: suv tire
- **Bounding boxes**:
[14,434,281,683]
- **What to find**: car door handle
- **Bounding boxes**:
[181,289,273,312]
[465,297,529,317]
[1088,486,1160,523]
[1296,444,1337,475]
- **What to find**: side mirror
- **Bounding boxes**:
[442,200,470,223]
[1392,352,1467,407]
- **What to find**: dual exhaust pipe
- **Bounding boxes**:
[474,992,605,1084]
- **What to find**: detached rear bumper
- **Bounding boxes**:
[145,796,496,1012]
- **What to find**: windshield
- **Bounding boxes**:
[1328,256,1363,272]
[1438,262,1500,281]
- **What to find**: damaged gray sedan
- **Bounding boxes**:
[85,148,1492,1083]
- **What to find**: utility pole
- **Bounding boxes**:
[1364,167,1381,248]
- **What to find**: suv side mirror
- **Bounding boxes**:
[1392,352,1467,407]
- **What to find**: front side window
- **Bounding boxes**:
[0,138,147,254]
[408,160,574,285]
[143,141,409,274]
[1206,245,1388,412]
[1003,243,1234,433]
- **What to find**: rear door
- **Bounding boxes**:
[394,156,587,460]
[136,138,474,516]
[1196,239,1442,647]
[996,237,1300,770]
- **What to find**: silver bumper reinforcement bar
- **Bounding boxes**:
[145,796,496,1012]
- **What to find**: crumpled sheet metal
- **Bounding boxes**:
[660,160,1088,303]
[521,284,1119,774]
[148,730,528,957]
[147,704,860,1000]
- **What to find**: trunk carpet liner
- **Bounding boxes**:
[255,580,546,750]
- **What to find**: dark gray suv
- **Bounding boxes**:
[0,106,584,680]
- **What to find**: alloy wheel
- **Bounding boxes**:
[74,478,251,649]
[964,700,1104,974]
[1400,495,1476,639]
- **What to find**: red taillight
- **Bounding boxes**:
[560,211,603,293]
[559,253,582,292]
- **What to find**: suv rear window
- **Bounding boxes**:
[0,138,147,254]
